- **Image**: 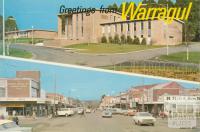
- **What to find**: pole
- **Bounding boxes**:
[166,1,169,56]
[2,0,5,56]
[185,23,189,61]
[53,73,57,117]
[32,26,34,45]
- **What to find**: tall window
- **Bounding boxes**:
[121,23,123,33]
[127,23,130,32]
[148,20,151,37]
[141,21,144,38]
[134,22,137,37]
[81,13,84,37]
[115,24,117,32]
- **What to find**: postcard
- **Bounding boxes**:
[0,0,199,132]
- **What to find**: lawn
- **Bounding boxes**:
[158,52,200,64]
[65,43,163,54]
[0,48,33,58]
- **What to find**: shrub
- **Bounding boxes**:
[114,34,120,44]
[120,34,126,44]
[133,36,140,44]
[101,36,107,43]
[141,38,147,45]
[108,36,113,43]
[127,36,133,44]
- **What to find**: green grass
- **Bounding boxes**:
[65,43,164,54]
[0,48,32,58]
[158,52,200,64]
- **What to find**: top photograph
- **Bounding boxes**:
[0,0,200,82]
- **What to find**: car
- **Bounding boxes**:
[102,109,112,118]
[85,109,91,113]
[133,112,156,126]
[127,109,137,116]
[57,108,74,117]
[77,108,84,114]
[0,120,32,132]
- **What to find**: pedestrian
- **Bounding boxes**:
[12,114,19,125]
[32,111,36,119]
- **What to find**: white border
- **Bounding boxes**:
[0,55,199,85]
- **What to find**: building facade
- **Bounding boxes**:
[57,11,183,46]
[6,29,57,39]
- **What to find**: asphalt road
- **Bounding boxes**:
[11,43,200,67]
[20,112,200,132]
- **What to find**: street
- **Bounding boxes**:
[20,112,200,132]
[11,43,200,67]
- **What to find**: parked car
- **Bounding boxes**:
[86,109,91,113]
[57,108,74,117]
[77,108,84,114]
[127,109,137,116]
[0,120,32,132]
[133,112,156,126]
[102,109,112,118]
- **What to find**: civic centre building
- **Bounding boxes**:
[57,10,183,46]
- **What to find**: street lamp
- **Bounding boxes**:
[184,23,189,61]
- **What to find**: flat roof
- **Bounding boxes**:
[6,29,57,34]
[100,18,184,25]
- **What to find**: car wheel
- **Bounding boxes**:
[65,114,68,117]
[152,123,155,126]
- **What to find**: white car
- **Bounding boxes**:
[77,108,84,114]
[57,108,74,117]
[102,109,112,118]
[86,109,91,113]
[0,120,32,132]
[133,112,156,126]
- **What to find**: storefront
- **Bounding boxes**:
[0,98,50,117]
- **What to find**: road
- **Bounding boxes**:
[20,112,200,132]
[11,43,200,67]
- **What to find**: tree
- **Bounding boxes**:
[120,34,126,44]
[133,36,140,44]
[5,16,18,32]
[127,35,133,44]
[0,15,3,40]
[141,38,147,45]
[108,36,113,43]
[101,36,107,43]
[114,34,120,44]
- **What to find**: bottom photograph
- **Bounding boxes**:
[0,56,200,132]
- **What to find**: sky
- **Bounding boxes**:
[2,0,140,31]
[0,57,199,100]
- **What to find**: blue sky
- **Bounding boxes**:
[2,0,140,31]
[0,58,199,100]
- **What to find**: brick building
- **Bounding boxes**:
[56,10,183,46]
[0,71,48,117]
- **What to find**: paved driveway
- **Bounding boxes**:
[11,43,200,67]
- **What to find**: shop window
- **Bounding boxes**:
[0,87,5,97]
